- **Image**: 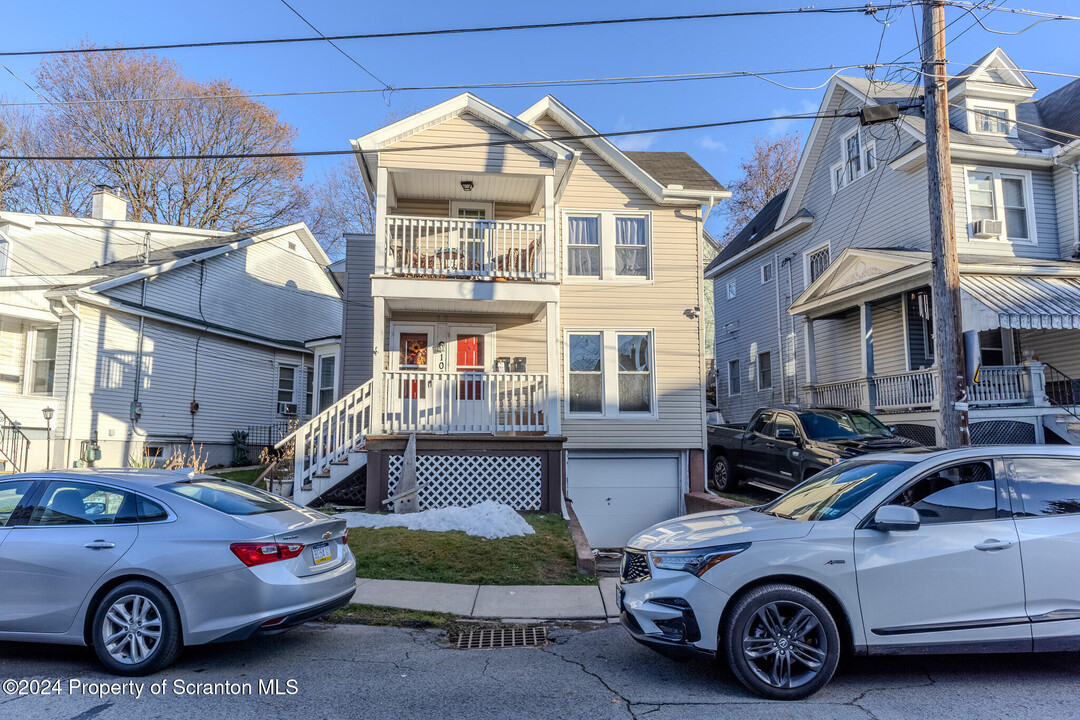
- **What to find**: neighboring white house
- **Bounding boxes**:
[280,93,728,548]
[707,48,1080,453]
[0,187,343,471]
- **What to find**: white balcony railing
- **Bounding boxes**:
[807,379,867,409]
[968,365,1029,406]
[384,215,547,281]
[383,371,548,434]
[874,368,940,411]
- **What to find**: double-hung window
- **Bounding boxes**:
[974,107,1010,135]
[844,131,862,183]
[565,212,650,280]
[567,330,654,417]
[566,216,600,278]
[965,167,1032,242]
[728,359,741,396]
[30,327,57,395]
[277,366,297,413]
[836,128,875,191]
[757,351,772,390]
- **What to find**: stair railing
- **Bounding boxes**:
[1043,362,1080,425]
[0,408,30,473]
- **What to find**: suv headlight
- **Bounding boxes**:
[650,543,750,576]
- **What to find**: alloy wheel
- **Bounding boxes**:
[101,594,163,665]
[712,460,728,490]
[741,600,828,689]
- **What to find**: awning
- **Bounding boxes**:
[960,274,1080,330]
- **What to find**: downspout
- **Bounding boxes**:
[783,256,799,403]
[774,252,784,404]
[61,296,81,467]
[130,278,148,444]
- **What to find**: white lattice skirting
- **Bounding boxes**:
[386,454,543,511]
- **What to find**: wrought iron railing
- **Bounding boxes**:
[0,408,30,473]
[1044,362,1080,424]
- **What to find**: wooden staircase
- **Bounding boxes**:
[274,380,373,506]
[0,408,30,473]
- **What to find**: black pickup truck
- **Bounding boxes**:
[707,406,922,493]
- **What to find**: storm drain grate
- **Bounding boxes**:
[446,627,548,649]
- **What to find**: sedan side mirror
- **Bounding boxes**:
[775,428,798,441]
[873,505,920,532]
[888,425,899,434]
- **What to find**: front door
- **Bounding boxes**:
[854,459,1029,651]
[389,325,435,430]
[453,331,487,430]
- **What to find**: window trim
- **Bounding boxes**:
[728,358,741,397]
[563,328,657,420]
[760,262,773,285]
[757,350,773,391]
[829,162,844,194]
[961,165,1037,245]
[562,209,653,284]
[726,279,737,300]
[966,100,1017,138]
[802,242,831,289]
[449,199,494,218]
[28,324,58,397]
[276,364,298,414]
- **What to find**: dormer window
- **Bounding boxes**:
[974,107,1010,135]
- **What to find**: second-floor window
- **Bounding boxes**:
[31,327,57,395]
[965,168,1031,242]
[564,211,651,281]
[806,245,831,285]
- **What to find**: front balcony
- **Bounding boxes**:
[382,371,549,434]
[383,215,549,282]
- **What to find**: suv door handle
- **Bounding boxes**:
[766,442,776,449]
[84,540,116,550]
[974,539,1013,552]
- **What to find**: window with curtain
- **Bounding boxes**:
[614,216,648,277]
[568,333,603,413]
[567,216,600,277]
[617,333,651,412]
[31,327,57,395]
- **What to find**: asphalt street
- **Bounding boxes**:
[1,623,1078,720]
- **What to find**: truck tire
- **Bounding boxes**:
[710,455,740,493]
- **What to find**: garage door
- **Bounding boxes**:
[566,453,682,549]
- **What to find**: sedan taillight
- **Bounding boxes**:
[230,542,305,567]
[342,528,349,545]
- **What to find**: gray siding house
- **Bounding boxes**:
[707,48,1080,455]
[0,188,342,471]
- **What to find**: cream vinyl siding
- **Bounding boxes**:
[534,114,705,450]
[387,312,547,374]
[1017,329,1080,378]
[378,114,552,175]
[390,198,540,223]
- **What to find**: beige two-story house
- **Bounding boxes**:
[282,93,727,547]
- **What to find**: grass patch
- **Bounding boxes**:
[347,513,595,586]
[326,603,464,631]
[211,468,263,485]
[715,492,759,506]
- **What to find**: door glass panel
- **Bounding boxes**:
[1008,457,1080,516]
[885,461,998,524]
[0,480,34,526]
[29,481,132,526]
[456,333,485,400]
[398,332,429,400]
[749,412,774,435]
[457,207,486,269]
[772,414,798,438]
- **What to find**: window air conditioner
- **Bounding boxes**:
[278,402,298,416]
[973,218,1003,238]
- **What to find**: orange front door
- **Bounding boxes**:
[456,333,484,400]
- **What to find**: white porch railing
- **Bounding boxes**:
[808,379,867,409]
[275,380,373,492]
[874,368,940,411]
[383,371,548,434]
[969,365,1029,406]
[384,215,547,280]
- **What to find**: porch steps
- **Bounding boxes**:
[294,448,368,507]
[1043,414,1080,446]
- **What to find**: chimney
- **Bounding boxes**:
[91,185,128,221]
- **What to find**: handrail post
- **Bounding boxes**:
[1028,361,1048,407]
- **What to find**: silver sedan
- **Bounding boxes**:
[0,469,356,675]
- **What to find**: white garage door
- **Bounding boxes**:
[567,453,682,549]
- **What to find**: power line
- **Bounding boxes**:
[947,2,1080,22]
[0,5,918,58]
[0,64,925,107]
[277,0,389,89]
[0,108,892,162]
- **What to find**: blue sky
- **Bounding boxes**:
[1,1,1075,232]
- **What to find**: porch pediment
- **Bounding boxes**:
[790,248,929,316]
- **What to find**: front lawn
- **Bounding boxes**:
[210,468,263,485]
[346,513,595,586]
[326,603,463,630]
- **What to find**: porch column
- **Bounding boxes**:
[861,302,877,411]
[545,300,562,437]
[805,318,817,405]
[1028,360,1049,407]
[543,175,556,281]
[374,167,389,275]
[371,296,386,434]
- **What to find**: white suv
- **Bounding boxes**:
[617,445,1080,699]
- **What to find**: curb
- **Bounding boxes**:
[564,500,596,575]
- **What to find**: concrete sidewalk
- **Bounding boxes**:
[350,577,622,621]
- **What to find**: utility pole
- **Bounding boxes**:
[921,0,969,446]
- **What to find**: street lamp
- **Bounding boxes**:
[41,406,54,469]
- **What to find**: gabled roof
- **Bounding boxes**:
[518,96,729,205]
[69,236,246,279]
[1036,78,1080,144]
[704,191,787,275]
[948,47,1035,91]
[622,151,726,193]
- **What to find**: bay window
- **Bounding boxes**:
[566,329,655,417]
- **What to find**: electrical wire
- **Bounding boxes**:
[277,0,389,90]
[0,5,920,58]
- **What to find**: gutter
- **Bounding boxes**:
[60,296,81,467]
[704,213,814,279]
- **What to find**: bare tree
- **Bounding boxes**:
[303,158,374,258]
[716,132,800,246]
[7,47,307,231]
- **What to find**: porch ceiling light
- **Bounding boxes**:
[460,180,474,192]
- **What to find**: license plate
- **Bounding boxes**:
[312,542,332,565]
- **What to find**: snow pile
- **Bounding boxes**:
[338,500,535,540]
